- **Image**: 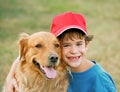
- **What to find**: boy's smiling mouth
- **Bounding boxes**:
[67,56,80,62]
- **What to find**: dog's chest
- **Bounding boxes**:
[18,78,68,92]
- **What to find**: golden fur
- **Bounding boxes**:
[15,32,68,92]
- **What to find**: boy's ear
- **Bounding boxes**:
[85,35,94,46]
[19,33,29,61]
[85,41,90,50]
[85,41,90,46]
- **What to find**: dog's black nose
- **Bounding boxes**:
[49,54,58,63]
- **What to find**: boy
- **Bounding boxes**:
[4,12,117,92]
[50,12,116,92]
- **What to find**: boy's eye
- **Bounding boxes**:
[77,43,82,46]
[76,42,83,46]
[63,44,70,47]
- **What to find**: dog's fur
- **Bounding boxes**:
[11,32,68,92]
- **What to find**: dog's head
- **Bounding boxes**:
[19,32,61,79]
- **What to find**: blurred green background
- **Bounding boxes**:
[0,0,120,91]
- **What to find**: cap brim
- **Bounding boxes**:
[56,25,87,37]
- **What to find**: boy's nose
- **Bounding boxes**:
[70,46,78,53]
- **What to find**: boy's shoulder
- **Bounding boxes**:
[91,61,117,91]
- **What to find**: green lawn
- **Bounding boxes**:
[0,0,120,91]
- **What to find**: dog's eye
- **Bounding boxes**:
[54,44,60,48]
[33,60,40,69]
[35,44,42,48]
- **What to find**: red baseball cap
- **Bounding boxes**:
[50,12,88,37]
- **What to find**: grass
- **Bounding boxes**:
[0,0,120,91]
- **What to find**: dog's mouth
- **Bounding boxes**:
[33,60,57,79]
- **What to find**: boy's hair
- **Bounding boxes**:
[57,28,94,44]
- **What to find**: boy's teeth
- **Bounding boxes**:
[69,57,79,60]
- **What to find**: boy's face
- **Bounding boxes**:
[61,36,88,71]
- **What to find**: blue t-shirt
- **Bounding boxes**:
[68,61,117,92]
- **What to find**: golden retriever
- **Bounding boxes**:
[9,32,69,92]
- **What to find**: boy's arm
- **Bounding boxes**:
[4,56,19,92]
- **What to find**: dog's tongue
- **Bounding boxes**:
[41,66,57,79]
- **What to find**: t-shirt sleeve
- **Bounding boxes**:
[93,72,117,92]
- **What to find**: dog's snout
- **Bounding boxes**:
[49,54,58,63]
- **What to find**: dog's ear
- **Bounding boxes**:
[19,33,29,61]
